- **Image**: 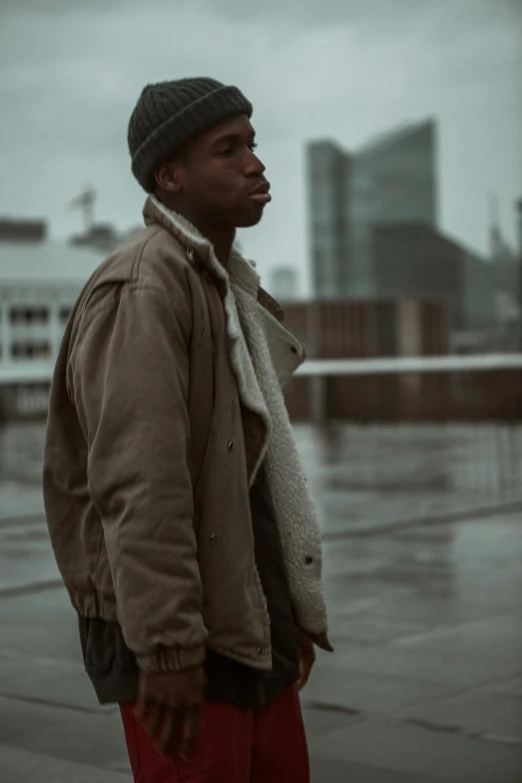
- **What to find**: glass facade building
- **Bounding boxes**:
[307,119,437,298]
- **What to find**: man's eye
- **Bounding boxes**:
[248,142,258,152]
[218,147,234,156]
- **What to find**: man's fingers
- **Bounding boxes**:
[135,680,156,724]
[134,668,206,757]
[142,703,166,740]
[157,707,180,756]
[134,698,157,727]
[179,707,203,760]
[134,696,147,724]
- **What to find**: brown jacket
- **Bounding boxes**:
[43,197,328,675]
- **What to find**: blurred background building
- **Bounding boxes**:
[0,125,521,424]
[0,217,102,418]
[308,119,437,299]
[268,266,300,302]
[307,118,521,355]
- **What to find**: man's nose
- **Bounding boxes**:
[245,150,265,177]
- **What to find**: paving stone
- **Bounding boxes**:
[311,719,522,782]
[333,640,522,689]
[303,663,459,715]
[330,615,427,646]
[397,689,522,742]
[302,705,364,737]
[484,676,522,697]
[0,744,132,783]
[311,755,438,783]
[0,656,101,712]
[0,696,129,771]
[393,615,522,659]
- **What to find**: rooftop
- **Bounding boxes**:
[0,218,47,243]
[0,239,103,285]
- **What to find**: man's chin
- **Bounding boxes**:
[234,207,266,229]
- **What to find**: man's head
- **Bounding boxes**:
[128,78,270,230]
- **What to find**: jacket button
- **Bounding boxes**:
[290,346,298,354]
[257,646,264,655]
[227,440,235,451]
[305,556,314,565]
[209,533,217,544]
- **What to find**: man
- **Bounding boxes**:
[43,77,331,783]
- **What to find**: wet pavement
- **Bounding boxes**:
[3,422,522,529]
[1,423,522,781]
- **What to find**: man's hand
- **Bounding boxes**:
[135,666,207,760]
[296,630,316,691]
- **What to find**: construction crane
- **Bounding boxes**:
[69,186,96,234]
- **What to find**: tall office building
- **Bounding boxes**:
[307,119,437,297]
[307,140,350,298]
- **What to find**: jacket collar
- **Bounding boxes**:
[143,195,260,300]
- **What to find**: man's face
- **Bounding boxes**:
[161,114,270,230]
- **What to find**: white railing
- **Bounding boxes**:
[2,353,522,386]
[0,362,55,385]
[297,353,522,376]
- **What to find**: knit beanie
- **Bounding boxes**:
[128,77,253,192]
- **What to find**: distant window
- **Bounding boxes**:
[10,341,51,360]
[9,307,49,325]
[59,306,73,322]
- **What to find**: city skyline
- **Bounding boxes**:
[0,0,520,295]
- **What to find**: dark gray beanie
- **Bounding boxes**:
[128,77,253,192]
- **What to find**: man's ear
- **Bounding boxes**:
[155,161,182,193]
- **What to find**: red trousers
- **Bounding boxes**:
[120,686,310,783]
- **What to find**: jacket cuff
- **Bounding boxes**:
[137,644,206,674]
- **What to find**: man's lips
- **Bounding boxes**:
[249,181,271,204]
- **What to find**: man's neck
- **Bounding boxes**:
[208,230,235,268]
[156,195,235,267]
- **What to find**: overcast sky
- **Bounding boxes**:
[0,0,521,292]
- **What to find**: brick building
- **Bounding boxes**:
[282,298,449,421]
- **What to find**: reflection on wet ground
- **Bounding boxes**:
[0,422,521,781]
[3,422,522,527]
[294,424,522,538]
